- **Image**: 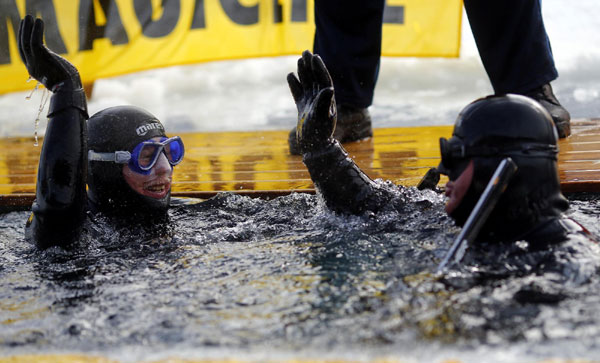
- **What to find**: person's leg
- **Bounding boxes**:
[289,0,385,154]
[314,0,384,108]
[464,0,570,137]
[464,0,555,94]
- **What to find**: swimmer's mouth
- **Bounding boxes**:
[143,179,171,198]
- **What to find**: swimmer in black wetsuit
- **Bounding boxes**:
[288,50,596,248]
[20,16,185,249]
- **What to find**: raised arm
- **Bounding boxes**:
[288,51,391,214]
[20,16,89,249]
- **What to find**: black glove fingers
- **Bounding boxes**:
[31,18,51,68]
[302,87,334,147]
[31,18,45,48]
[17,17,28,65]
[296,55,312,94]
[314,87,335,124]
[287,72,304,105]
[33,18,68,89]
[305,51,322,94]
[301,49,314,68]
[301,50,317,91]
[312,54,333,90]
[19,15,34,70]
[31,17,60,88]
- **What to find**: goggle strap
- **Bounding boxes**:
[447,143,558,159]
[88,150,131,164]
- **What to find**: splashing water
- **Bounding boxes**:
[1,190,599,361]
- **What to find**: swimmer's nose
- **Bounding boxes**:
[153,152,172,175]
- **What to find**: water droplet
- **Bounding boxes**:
[30,87,50,147]
[25,81,39,100]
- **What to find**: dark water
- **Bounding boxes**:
[1,189,600,362]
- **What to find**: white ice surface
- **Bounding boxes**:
[0,0,599,137]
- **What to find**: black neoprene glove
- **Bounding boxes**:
[287,50,337,154]
[18,15,87,117]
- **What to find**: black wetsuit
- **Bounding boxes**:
[25,85,88,249]
[303,141,395,215]
[303,140,597,246]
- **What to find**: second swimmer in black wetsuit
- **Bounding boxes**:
[287,50,596,250]
[19,16,185,249]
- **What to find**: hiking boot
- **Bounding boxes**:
[288,105,373,155]
[522,83,571,138]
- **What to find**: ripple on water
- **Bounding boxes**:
[0,191,599,361]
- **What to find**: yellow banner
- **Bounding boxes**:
[0,0,462,95]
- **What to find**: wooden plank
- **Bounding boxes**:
[557,119,600,192]
[1,119,599,208]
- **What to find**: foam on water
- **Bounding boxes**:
[2,192,600,362]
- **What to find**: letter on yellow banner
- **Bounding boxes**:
[0,0,462,95]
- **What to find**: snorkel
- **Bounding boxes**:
[86,106,182,218]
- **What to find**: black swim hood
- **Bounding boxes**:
[443,94,569,242]
[87,105,170,217]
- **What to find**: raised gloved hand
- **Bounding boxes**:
[287,50,337,154]
[18,15,82,92]
[19,15,87,117]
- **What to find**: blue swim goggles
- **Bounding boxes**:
[88,136,185,175]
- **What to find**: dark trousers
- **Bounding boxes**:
[314,0,558,108]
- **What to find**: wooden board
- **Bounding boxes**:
[1,119,599,208]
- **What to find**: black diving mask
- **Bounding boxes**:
[438,136,559,180]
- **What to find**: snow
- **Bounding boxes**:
[1,0,599,137]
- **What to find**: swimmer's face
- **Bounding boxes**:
[444,160,474,215]
[122,137,173,199]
